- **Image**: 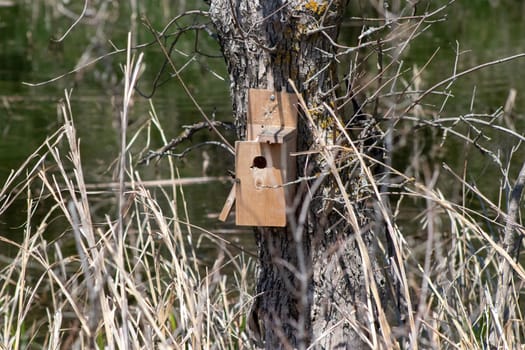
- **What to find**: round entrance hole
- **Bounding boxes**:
[252,156,267,169]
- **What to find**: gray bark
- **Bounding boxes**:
[209,1,393,348]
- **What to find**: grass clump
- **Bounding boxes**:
[0,38,253,349]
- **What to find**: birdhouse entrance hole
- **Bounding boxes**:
[252,156,267,169]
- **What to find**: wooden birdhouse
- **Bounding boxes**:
[219,89,298,227]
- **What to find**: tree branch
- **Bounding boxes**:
[138,120,234,165]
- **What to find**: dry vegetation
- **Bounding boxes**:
[0,1,524,349]
[0,37,253,349]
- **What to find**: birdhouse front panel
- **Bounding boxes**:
[235,141,291,227]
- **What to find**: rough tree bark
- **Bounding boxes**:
[209,1,394,348]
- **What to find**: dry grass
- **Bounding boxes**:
[1,1,525,349]
[0,35,253,349]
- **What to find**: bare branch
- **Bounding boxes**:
[53,0,89,43]
[139,120,234,165]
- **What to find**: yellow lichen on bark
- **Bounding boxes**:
[304,0,328,16]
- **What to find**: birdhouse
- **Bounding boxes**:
[219,89,298,227]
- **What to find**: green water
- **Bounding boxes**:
[1,0,525,256]
[0,0,247,259]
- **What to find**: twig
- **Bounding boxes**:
[135,23,222,99]
[84,176,229,190]
[404,52,525,115]
[53,0,89,43]
[491,161,525,345]
[159,10,210,35]
[162,141,234,159]
[139,120,234,164]
[22,11,213,87]
[142,16,235,153]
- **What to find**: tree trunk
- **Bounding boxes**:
[209,1,393,348]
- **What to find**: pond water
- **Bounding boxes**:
[1,0,525,259]
[0,0,252,260]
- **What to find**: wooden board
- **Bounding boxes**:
[235,141,288,227]
[247,89,298,142]
[218,183,236,222]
